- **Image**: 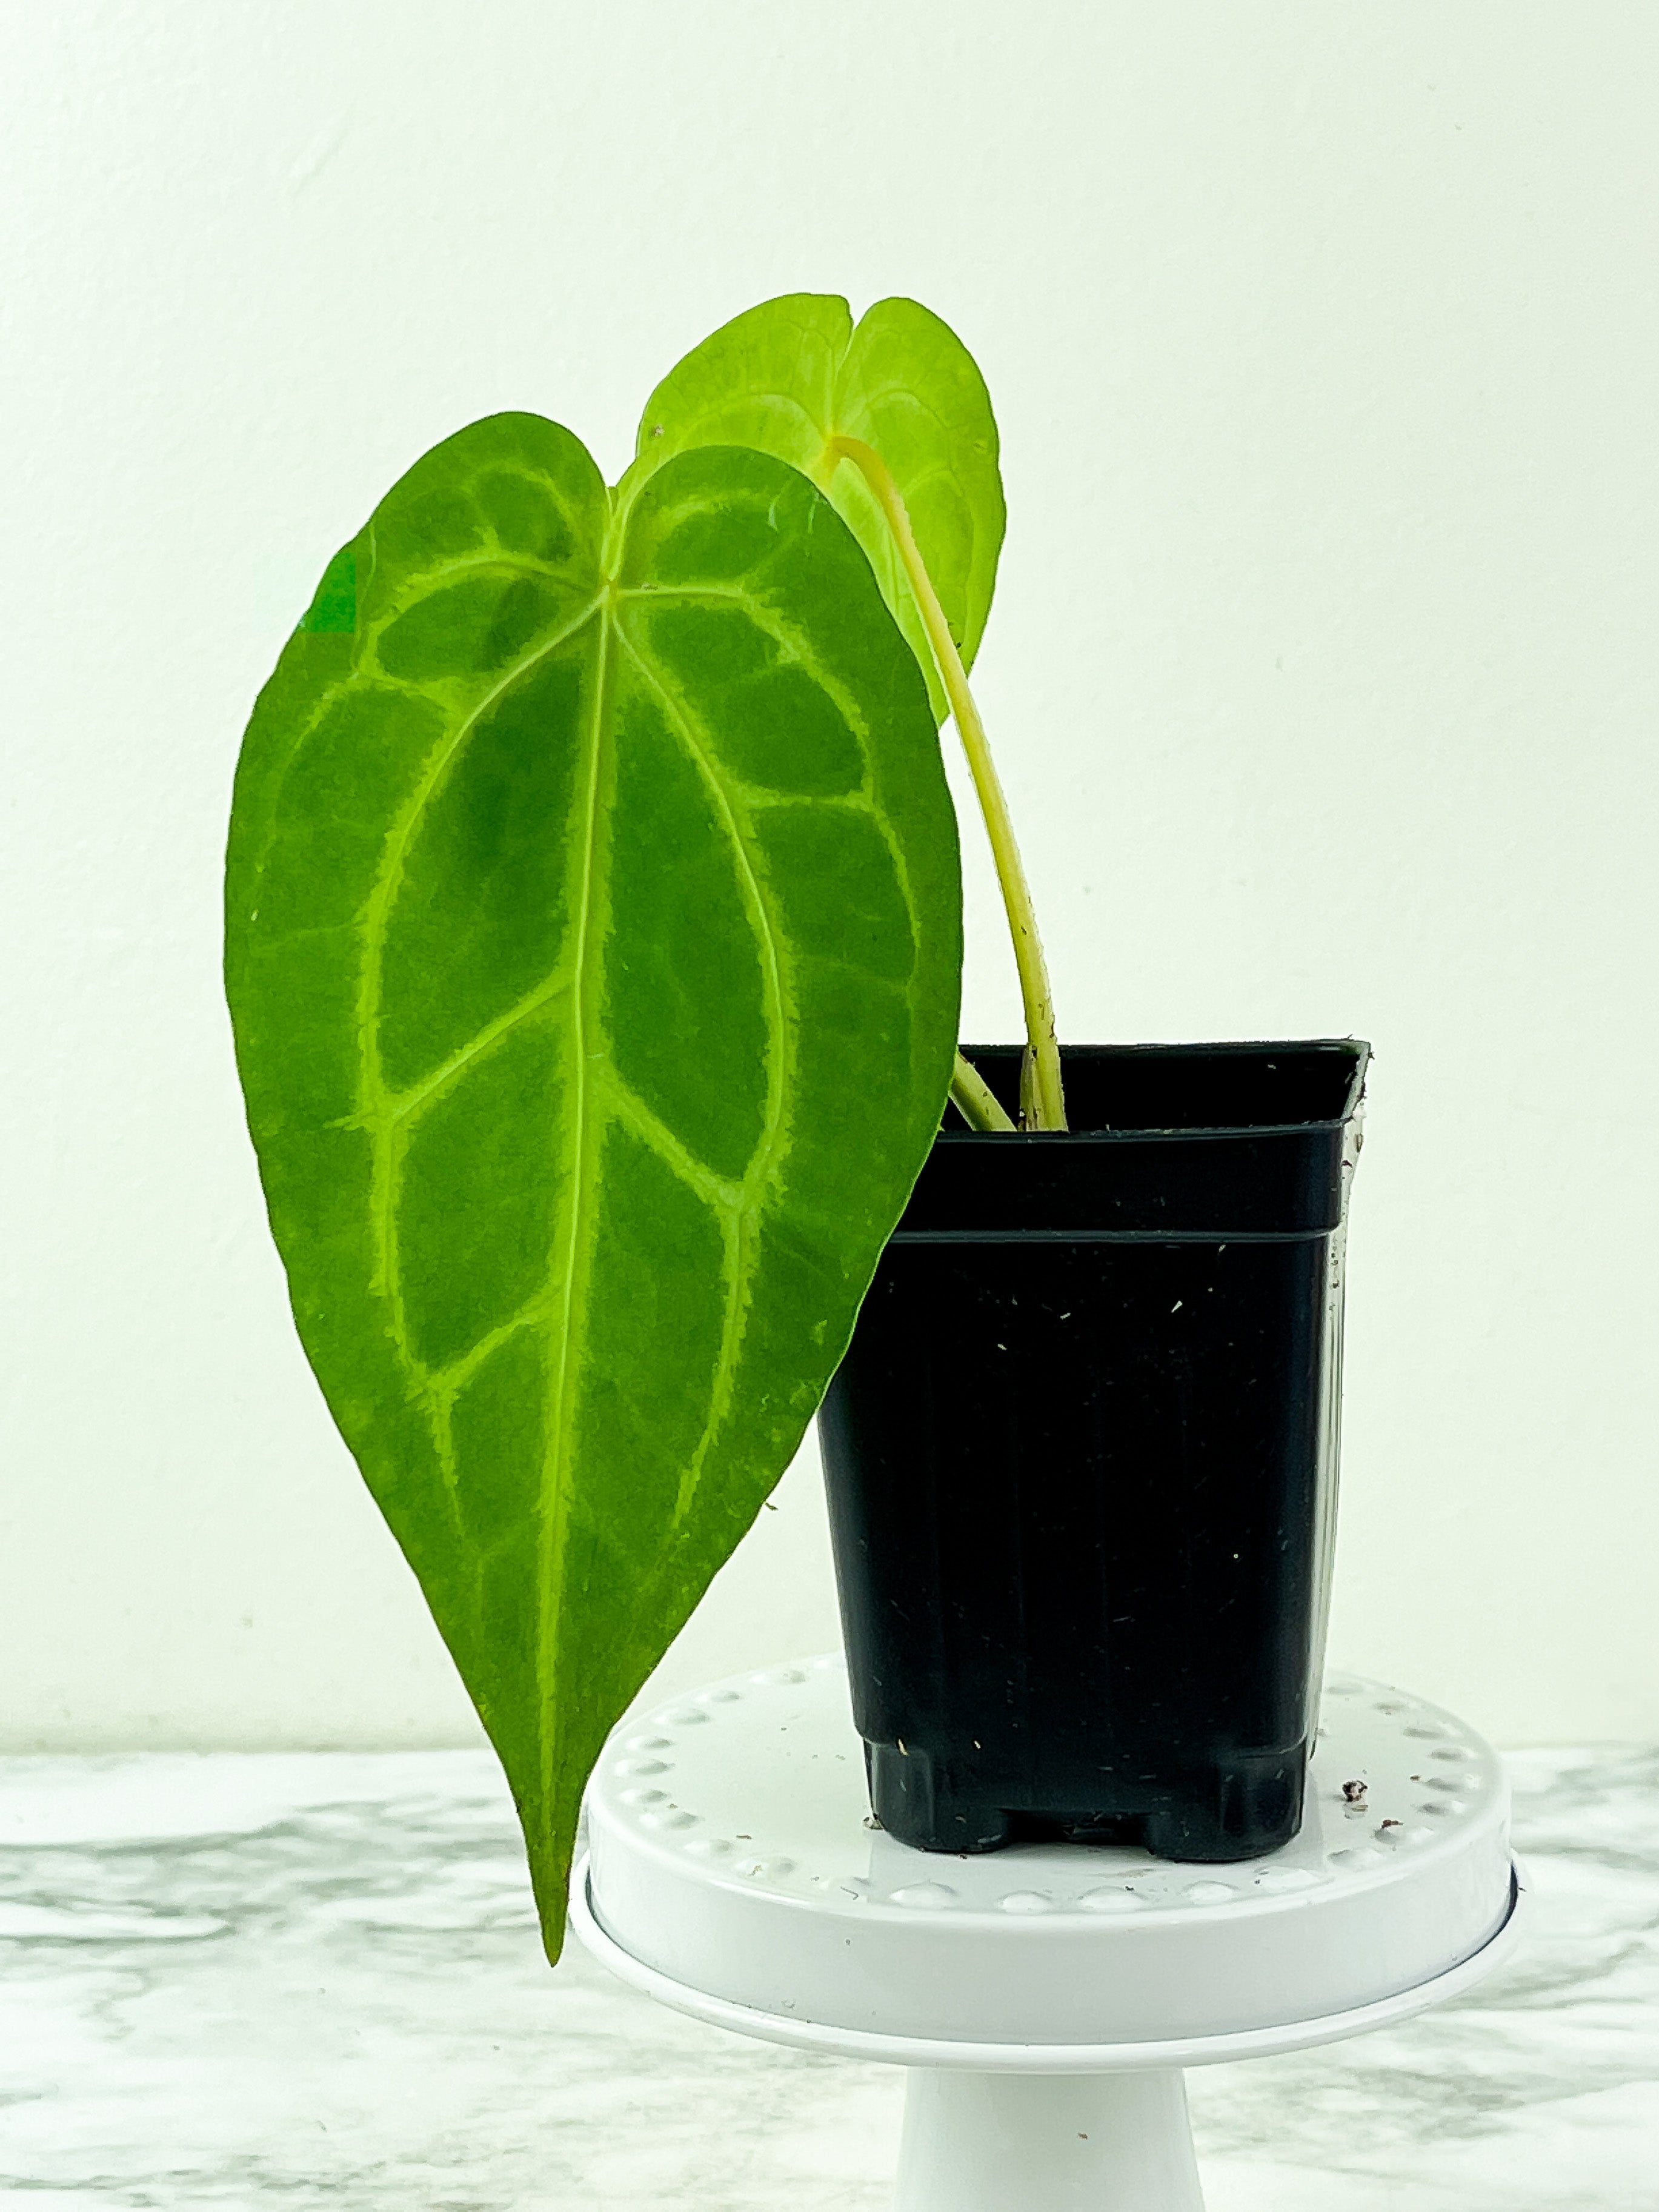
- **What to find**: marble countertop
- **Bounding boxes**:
[0,1739,1654,2210]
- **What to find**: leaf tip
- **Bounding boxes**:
[538,1903,570,1970]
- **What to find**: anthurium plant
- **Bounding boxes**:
[225,294,1062,1959]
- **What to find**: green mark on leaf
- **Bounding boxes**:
[225,413,962,1961]
[301,542,356,633]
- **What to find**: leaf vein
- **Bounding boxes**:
[531,600,615,1824]
[597,1068,744,1214]
[610,625,793,1523]
[381,968,574,1132]
[354,595,603,1393]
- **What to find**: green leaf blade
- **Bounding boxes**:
[631,292,1006,717]
[633,291,853,486]
[225,418,961,1961]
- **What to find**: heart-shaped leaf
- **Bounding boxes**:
[225,413,962,1958]
[629,294,1005,720]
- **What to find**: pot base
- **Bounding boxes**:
[867,1738,1307,1861]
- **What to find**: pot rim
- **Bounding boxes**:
[943,1037,1370,1144]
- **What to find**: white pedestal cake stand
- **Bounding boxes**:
[573,1656,1523,2211]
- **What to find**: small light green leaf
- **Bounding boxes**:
[225,414,962,1959]
[630,293,1005,719]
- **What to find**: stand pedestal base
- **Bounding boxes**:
[897,2070,1202,2212]
[574,1658,1524,2210]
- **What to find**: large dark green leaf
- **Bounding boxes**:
[629,294,1005,719]
[225,414,961,1958]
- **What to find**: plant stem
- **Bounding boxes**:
[824,434,1066,1131]
[950,1050,1017,1133]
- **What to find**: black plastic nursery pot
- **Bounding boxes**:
[819,1040,1369,1864]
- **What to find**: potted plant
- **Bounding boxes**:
[225,293,1366,1962]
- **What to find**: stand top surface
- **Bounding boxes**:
[577,1656,1520,2066]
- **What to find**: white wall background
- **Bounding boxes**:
[3,2,1655,1755]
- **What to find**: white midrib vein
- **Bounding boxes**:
[534,590,615,1818]
[524,586,787,1819]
